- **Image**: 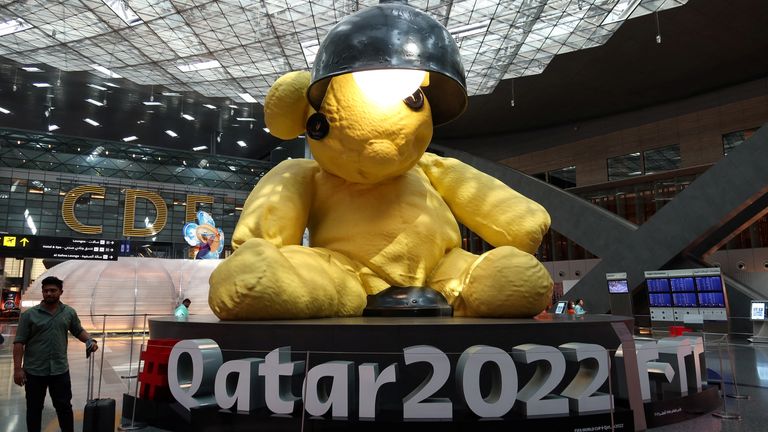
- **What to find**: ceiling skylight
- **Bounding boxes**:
[0,18,32,37]
[177,60,222,73]
[103,0,143,26]
[0,1,689,101]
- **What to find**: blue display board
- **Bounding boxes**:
[647,278,671,293]
[695,276,722,292]
[670,277,695,292]
[698,292,725,308]
[649,293,673,307]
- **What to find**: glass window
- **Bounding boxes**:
[547,166,576,189]
[607,153,642,181]
[644,145,680,174]
[723,128,758,155]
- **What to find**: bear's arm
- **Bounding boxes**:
[417,152,550,255]
[231,159,319,250]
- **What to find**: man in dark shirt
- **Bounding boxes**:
[13,276,98,432]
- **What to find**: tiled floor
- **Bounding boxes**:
[1,321,767,431]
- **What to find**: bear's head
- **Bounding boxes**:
[264,70,435,184]
[263,2,467,184]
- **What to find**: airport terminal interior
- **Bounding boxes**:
[0,0,767,431]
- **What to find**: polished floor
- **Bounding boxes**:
[1,320,767,432]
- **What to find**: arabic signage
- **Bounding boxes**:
[0,234,118,260]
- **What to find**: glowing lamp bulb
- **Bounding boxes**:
[353,69,426,105]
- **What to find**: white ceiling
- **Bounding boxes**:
[0,0,688,104]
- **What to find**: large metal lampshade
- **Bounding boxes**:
[308,0,467,126]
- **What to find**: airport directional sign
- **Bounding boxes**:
[0,234,118,260]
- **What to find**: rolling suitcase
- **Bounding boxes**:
[83,339,115,432]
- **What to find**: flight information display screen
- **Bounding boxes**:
[695,276,723,292]
[672,292,698,307]
[647,278,671,293]
[670,277,695,292]
[649,293,673,307]
[698,292,726,308]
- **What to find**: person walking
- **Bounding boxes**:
[13,276,98,432]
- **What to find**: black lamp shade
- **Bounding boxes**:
[308,1,467,126]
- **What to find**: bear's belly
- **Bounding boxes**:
[310,170,461,287]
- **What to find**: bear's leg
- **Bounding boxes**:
[454,246,553,318]
[209,238,367,319]
[427,247,478,306]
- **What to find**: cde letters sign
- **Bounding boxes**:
[165,337,708,420]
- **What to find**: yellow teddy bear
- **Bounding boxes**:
[208,67,553,320]
[209,1,553,320]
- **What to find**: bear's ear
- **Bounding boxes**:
[264,71,311,140]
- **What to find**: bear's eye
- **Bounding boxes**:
[403,89,424,111]
[306,112,330,140]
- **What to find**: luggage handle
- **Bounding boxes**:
[86,315,108,401]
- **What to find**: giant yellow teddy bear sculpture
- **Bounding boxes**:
[208,71,553,320]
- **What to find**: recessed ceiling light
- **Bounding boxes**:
[162,91,181,96]
[22,66,43,72]
[228,104,239,109]
[32,82,52,88]
[237,140,247,147]
[165,130,178,138]
[103,82,120,88]
[177,60,222,73]
[263,127,270,133]
[238,93,257,103]
[236,117,256,121]
[0,107,10,114]
[91,64,122,79]
[84,118,100,126]
[122,136,138,142]
[87,84,108,91]
[85,98,104,107]
[181,114,195,121]
[192,146,208,151]
[203,104,216,109]
[48,124,59,131]
[142,101,163,106]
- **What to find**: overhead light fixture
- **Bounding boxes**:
[87,83,108,91]
[228,104,239,109]
[48,124,60,131]
[143,101,162,106]
[448,20,491,39]
[0,18,32,37]
[165,130,178,138]
[0,107,10,114]
[203,104,216,109]
[192,146,208,151]
[177,60,222,72]
[103,82,120,88]
[236,117,256,121]
[263,127,270,133]
[22,66,43,72]
[181,114,195,121]
[238,93,258,103]
[91,64,123,78]
[85,98,104,107]
[32,83,52,88]
[84,118,100,126]
[162,91,181,96]
[122,136,138,142]
[237,140,247,147]
[103,0,143,26]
